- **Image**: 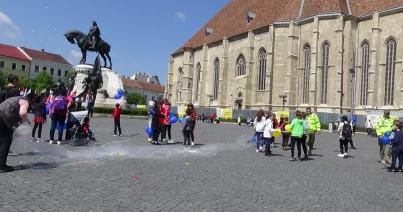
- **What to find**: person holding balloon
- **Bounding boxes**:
[289,110,306,161]
[160,99,173,143]
[263,112,275,156]
[150,101,162,145]
[389,121,403,172]
[376,110,394,164]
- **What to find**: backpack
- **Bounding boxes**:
[52,96,67,114]
[342,122,352,139]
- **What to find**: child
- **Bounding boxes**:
[289,110,306,161]
[301,112,309,160]
[389,121,403,172]
[82,117,95,141]
[182,110,194,146]
[337,116,352,158]
[254,110,266,153]
[151,101,161,145]
[112,103,122,136]
[263,112,275,156]
[280,117,290,150]
[32,95,46,142]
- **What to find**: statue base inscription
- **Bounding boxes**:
[73,64,126,108]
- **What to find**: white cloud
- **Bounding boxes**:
[175,12,187,21]
[0,11,22,38]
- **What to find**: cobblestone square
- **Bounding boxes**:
[1,117,402,212]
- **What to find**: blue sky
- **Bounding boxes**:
[0,0,230,83]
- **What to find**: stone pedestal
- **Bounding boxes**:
[73,64,126,108]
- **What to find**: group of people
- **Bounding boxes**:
[148,99,197,146]
[0,74,97,172]
[253,107,321,160]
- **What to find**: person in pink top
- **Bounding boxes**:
[160,99,173,143]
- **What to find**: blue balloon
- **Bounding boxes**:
[114,94,122,100]
[380,136,391,145]
[169,112,175,118]
[170,116,178,124]
[178,117,184,123]
[146,127,153,137]
[117,88,124,95]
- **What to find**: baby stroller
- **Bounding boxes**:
[66,111,94,146]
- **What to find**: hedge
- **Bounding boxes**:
[93,107,148,116]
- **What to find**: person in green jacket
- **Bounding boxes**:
[289,110,306,161]
[306,107,321,156]
[376,110,394,164]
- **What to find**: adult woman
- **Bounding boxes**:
[187,103,197,146]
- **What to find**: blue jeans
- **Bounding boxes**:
[255,132,264,149]
[50,114,66,141]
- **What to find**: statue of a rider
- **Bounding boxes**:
[88,21,101,49]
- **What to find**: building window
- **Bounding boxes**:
[303,44,311,104]
[58,69,61,76]
[195,63,201,101]
[21,65,25,71]
[65,70,68,77]
[360,41,370,106]
[0,61,4,68]
[257,48,267,90]
[50,68,54,75]
[213,58,220,100]
[35,66,39,72]
[235,54,246,77]
[12,63,16,70]
[384,38,397,106]
[320,41,330,104]
[43,67,47,71]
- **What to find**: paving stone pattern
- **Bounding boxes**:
[1,117,402,212]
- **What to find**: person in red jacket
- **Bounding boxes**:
[187,103,197,146]
[82,116,95,141]
[112,103,122,136]
[160,99,173,143]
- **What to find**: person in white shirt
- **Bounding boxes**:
[263,112,275,156]
[337,116,353,158]
[254,110,266,153]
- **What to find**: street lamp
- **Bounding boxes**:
[279,94,287,111]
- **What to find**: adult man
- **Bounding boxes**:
[0,96,30,172]
[306,107,321,155]
[88,21,101,49]
[376,110,394,164]
[0,74,20,103]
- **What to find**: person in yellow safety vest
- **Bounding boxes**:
[376,110,394,164]
[306,107,321,156]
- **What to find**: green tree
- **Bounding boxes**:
[125,92,146,105]
[0,71,6,87]
[19,78,33,89]
[63,70,76,83]
[33,71,53,93]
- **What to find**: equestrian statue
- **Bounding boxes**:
[65,21,112,69]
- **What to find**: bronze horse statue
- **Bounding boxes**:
[65,30,112,69]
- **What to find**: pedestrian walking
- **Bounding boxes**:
[151,101,162,145]
[182,110,194,146]
[31,95,46,142]
[389,121,403,172]
[263,112,275,156]
[376,110,394,164]
[112,103,122,136]
[289,110,306,161]
[254,110,266,153]
[337,116,353,158]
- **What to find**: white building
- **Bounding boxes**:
[122,77,165,103]
[20,47,72,81]
[130,72,160,84]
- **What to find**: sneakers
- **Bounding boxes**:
[112,134,118,137]
[191,142,195,146]
[351,146,357,149]
[289,157,296,161]
[168,140,174,144]
[49,140,55,144]
[343,153,348,158]
[296,158,302,161]
[387,167,396,172]
[338,153,344,158]
[32,137,37,142]
[256,149,260,153]
[148,138,152,143]
[57,141,62,145]
[119,134,122,137]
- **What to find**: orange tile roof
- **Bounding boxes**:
[174,0,403,54]
[21,47,71,65]
[122,78,165,93]
[0,43,30,61]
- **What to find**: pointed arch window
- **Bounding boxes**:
[360,41,370,106]
[384,38,397,106]
[303,44,311,104]
[257,48,267,90]
[195,63,201,101]
[320,41,330,104]
[213,58,220,100]
[235,54,246,76]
